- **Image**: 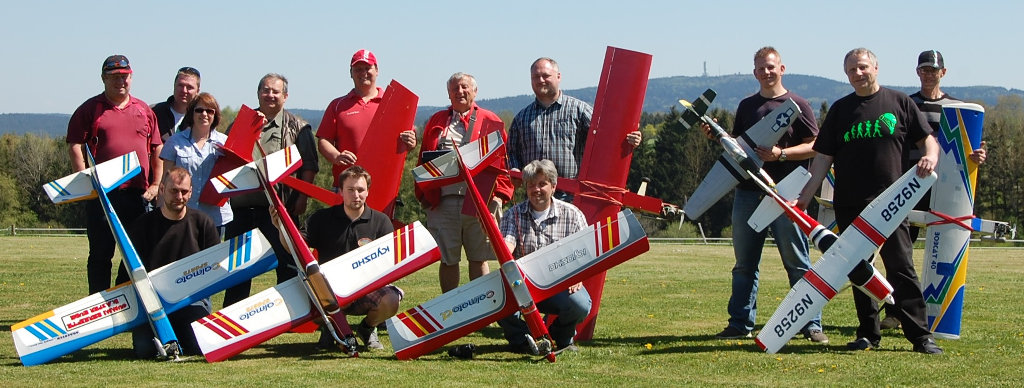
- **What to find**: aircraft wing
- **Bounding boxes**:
[755,168,937,353]
[920,102,986,339]
[412,130,504,189]
[815,168,838,233]
[354,80,418,217]
[192,221,440,362]
[197,105,264,206]
[682,99,800,219]
[209,144,302,197]
[747,167,812,232]
[43,151,141,205]
[388,210,649,360]
[11,229,276,366]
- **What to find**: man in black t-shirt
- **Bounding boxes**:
[795,48,943,354]
[120,166,220,358]
[288,166,401,351]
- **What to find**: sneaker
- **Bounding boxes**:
[356,323,383,350]
[913,338,943,355]
[880,315,901,330]
[715,326,752,339]
[804,329,830,344]
[846,337,879,351]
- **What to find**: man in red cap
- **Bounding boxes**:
[317,49,417,190]
[67,54,163,294]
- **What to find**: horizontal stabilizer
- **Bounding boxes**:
[43,152,141,204]
[209,145,301,197]
[412,131,504,188]
[748,167,811,232]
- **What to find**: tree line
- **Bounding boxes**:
[2,97,1021,238]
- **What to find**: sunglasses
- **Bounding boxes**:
[178,66,201,78]
[194,108,216,115]
[103,59,129,70]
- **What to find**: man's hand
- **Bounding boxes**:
[916,154,938,177]
[970,141,987,164]
[143,184,160,201]
[333,150,357,165]
[625,130,642,148]
[568,282,584,294]
[399,129,417,150]
[755,146,782,162]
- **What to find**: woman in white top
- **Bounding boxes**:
[159,92,232,233]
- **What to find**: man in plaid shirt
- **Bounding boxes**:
[496,159,591,354]
[507,57,642,197]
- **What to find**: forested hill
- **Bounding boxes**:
[5,74,1022,136]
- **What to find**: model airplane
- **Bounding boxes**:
[192,146,441,362]
[746,167,895,305]
[677,88,801,220]
[533,46,678,341]
[15,151,277,366]
[390,133,651,360]
[754,168,937,353]
[197,104,265,206]
[918,102,1011,339]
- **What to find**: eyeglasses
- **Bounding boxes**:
[178,66,201,78]
[193,108,216,115]
[103,58,129,71]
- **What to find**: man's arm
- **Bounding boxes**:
[757,136,816,162]
[144,144,163,201]
[916,133,939,177]
[69,143,86,172]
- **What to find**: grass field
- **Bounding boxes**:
[1,236,1022,387]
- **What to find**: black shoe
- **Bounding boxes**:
[846,337,879,351]
[448,344,476,359]
[913,338,943,354]
[715,326,751,339]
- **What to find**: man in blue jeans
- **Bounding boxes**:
[497,159,591,354]
[714,47,827,343]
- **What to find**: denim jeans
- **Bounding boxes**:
[498,287,591,348]
[727,188,821,333]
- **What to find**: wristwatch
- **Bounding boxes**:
[778,149,788,162]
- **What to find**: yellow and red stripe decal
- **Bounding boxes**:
[594,215,622,255]
[392,225,414,264]
[422,161,445,178]
[397,306,440,338]
[198,312,248,340]
[215,174,237,190]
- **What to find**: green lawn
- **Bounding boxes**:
[1,236,1022,387]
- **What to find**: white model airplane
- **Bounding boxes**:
[191,145,441,362]
[677,89,801,219]
[13,151,277,366]
[752,168,936,353]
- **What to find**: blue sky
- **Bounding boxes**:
[4,1,1020,114]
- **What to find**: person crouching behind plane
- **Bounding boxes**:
[497,159,591,354]
[271,166,401,351]
[119,166,220,358]
[417,72,514,293]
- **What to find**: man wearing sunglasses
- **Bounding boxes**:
[67,54,163,294]
[151,67,201,142]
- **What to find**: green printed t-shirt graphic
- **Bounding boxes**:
[843,112,897,142]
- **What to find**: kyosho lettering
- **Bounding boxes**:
[441,290,496,321]
[880,177,921,221]
[351,246,391,270]
[773,294,814,337]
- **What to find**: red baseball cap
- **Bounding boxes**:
[350,49,377,67]
[102,55,132,74]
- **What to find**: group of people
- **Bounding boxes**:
[714,47,987,356]
[67,44,980,359]
[68,50,639,358]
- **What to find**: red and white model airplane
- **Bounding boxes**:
[191,145,441,362]
[388,133,650,360]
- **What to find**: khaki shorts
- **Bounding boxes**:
[342,285,403,316]
[426,195,499,265]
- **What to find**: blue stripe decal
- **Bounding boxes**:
[25,325,49,341]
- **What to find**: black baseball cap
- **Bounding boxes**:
[102,55,132,74]
[917,50,944,69]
